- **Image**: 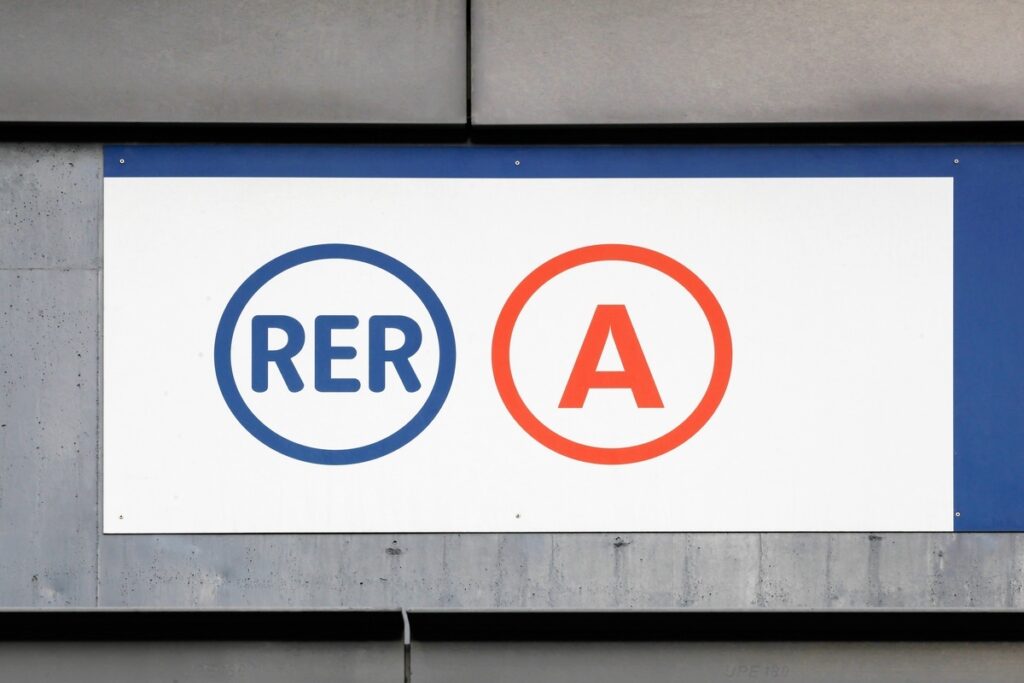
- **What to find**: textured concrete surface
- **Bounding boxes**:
[472,0,1024,124]
[0,145,101,269]
[0,1,467,124]
[4,144,1024,610]
[414,641,1024,683]
[0,269,98,606]
[97,533,1024,608]
[0,642,401,682]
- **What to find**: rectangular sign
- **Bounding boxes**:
[102,145,1023,532]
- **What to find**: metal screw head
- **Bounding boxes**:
[119,158,125,164]
[953,158,960,164]
[955,511,961,517]
[514,160,520,166]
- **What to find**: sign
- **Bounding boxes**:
[102,145,1022,532]
[212,243,457,465]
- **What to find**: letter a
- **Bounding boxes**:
[559,305,663,408]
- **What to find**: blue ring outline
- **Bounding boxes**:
[214,244,456,465]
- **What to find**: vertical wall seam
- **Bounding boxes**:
[756,534,765,607]
[95,152,103,607]
[94,266,101,607]
[465,0,472,125]
[402,608,412,683]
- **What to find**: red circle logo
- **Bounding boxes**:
[492,244,732,465]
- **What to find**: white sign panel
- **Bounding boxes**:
[103,147,953,532]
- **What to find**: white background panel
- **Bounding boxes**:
[103,177,952,532]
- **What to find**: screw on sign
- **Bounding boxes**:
[492,244,732,465]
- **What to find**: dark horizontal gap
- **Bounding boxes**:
[408,611,1024,642]
[0,123,469,144]
[4,610,1024,643]
[2,121,1024,145]
[470,122,1024,145]
[0,610,404,641]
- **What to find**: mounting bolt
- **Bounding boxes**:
[119,158,125,164]
[953,158,959,165]
[514,160,520,166]
[955,511,961,517]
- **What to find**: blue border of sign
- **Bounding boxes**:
[105,144,1024,530]
[213,244,457,465]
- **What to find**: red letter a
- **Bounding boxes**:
[559,305,663,409]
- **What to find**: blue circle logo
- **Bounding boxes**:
[214,244,456,465]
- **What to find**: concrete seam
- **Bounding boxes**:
[95,153,104,607]
[95,266,101,607]
[0,267,99,272]
[402,608,411,683]
[465,0,471,125]
[756,534,765,608]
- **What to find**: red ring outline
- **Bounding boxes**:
[491,244,732,465]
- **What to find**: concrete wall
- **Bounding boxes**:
[0,641,399,683]
[414,641,1024,683]
[3,2,1024,610]
[0,1,466,124]
[3,1,1023,126]
[2,145,1022,608]
[472,0,1024,124]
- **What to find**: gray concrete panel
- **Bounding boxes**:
[414,641,1024,683]
[0,1,466,124]
[2,144,1023,611]
[472,0,1024,124]
[97,533,1024,608]
[0,642,401,683]
[0,269,98,606]
[0,145,102,269]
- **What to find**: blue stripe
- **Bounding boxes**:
[105,144,967,179]
[104,143,1024,531]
